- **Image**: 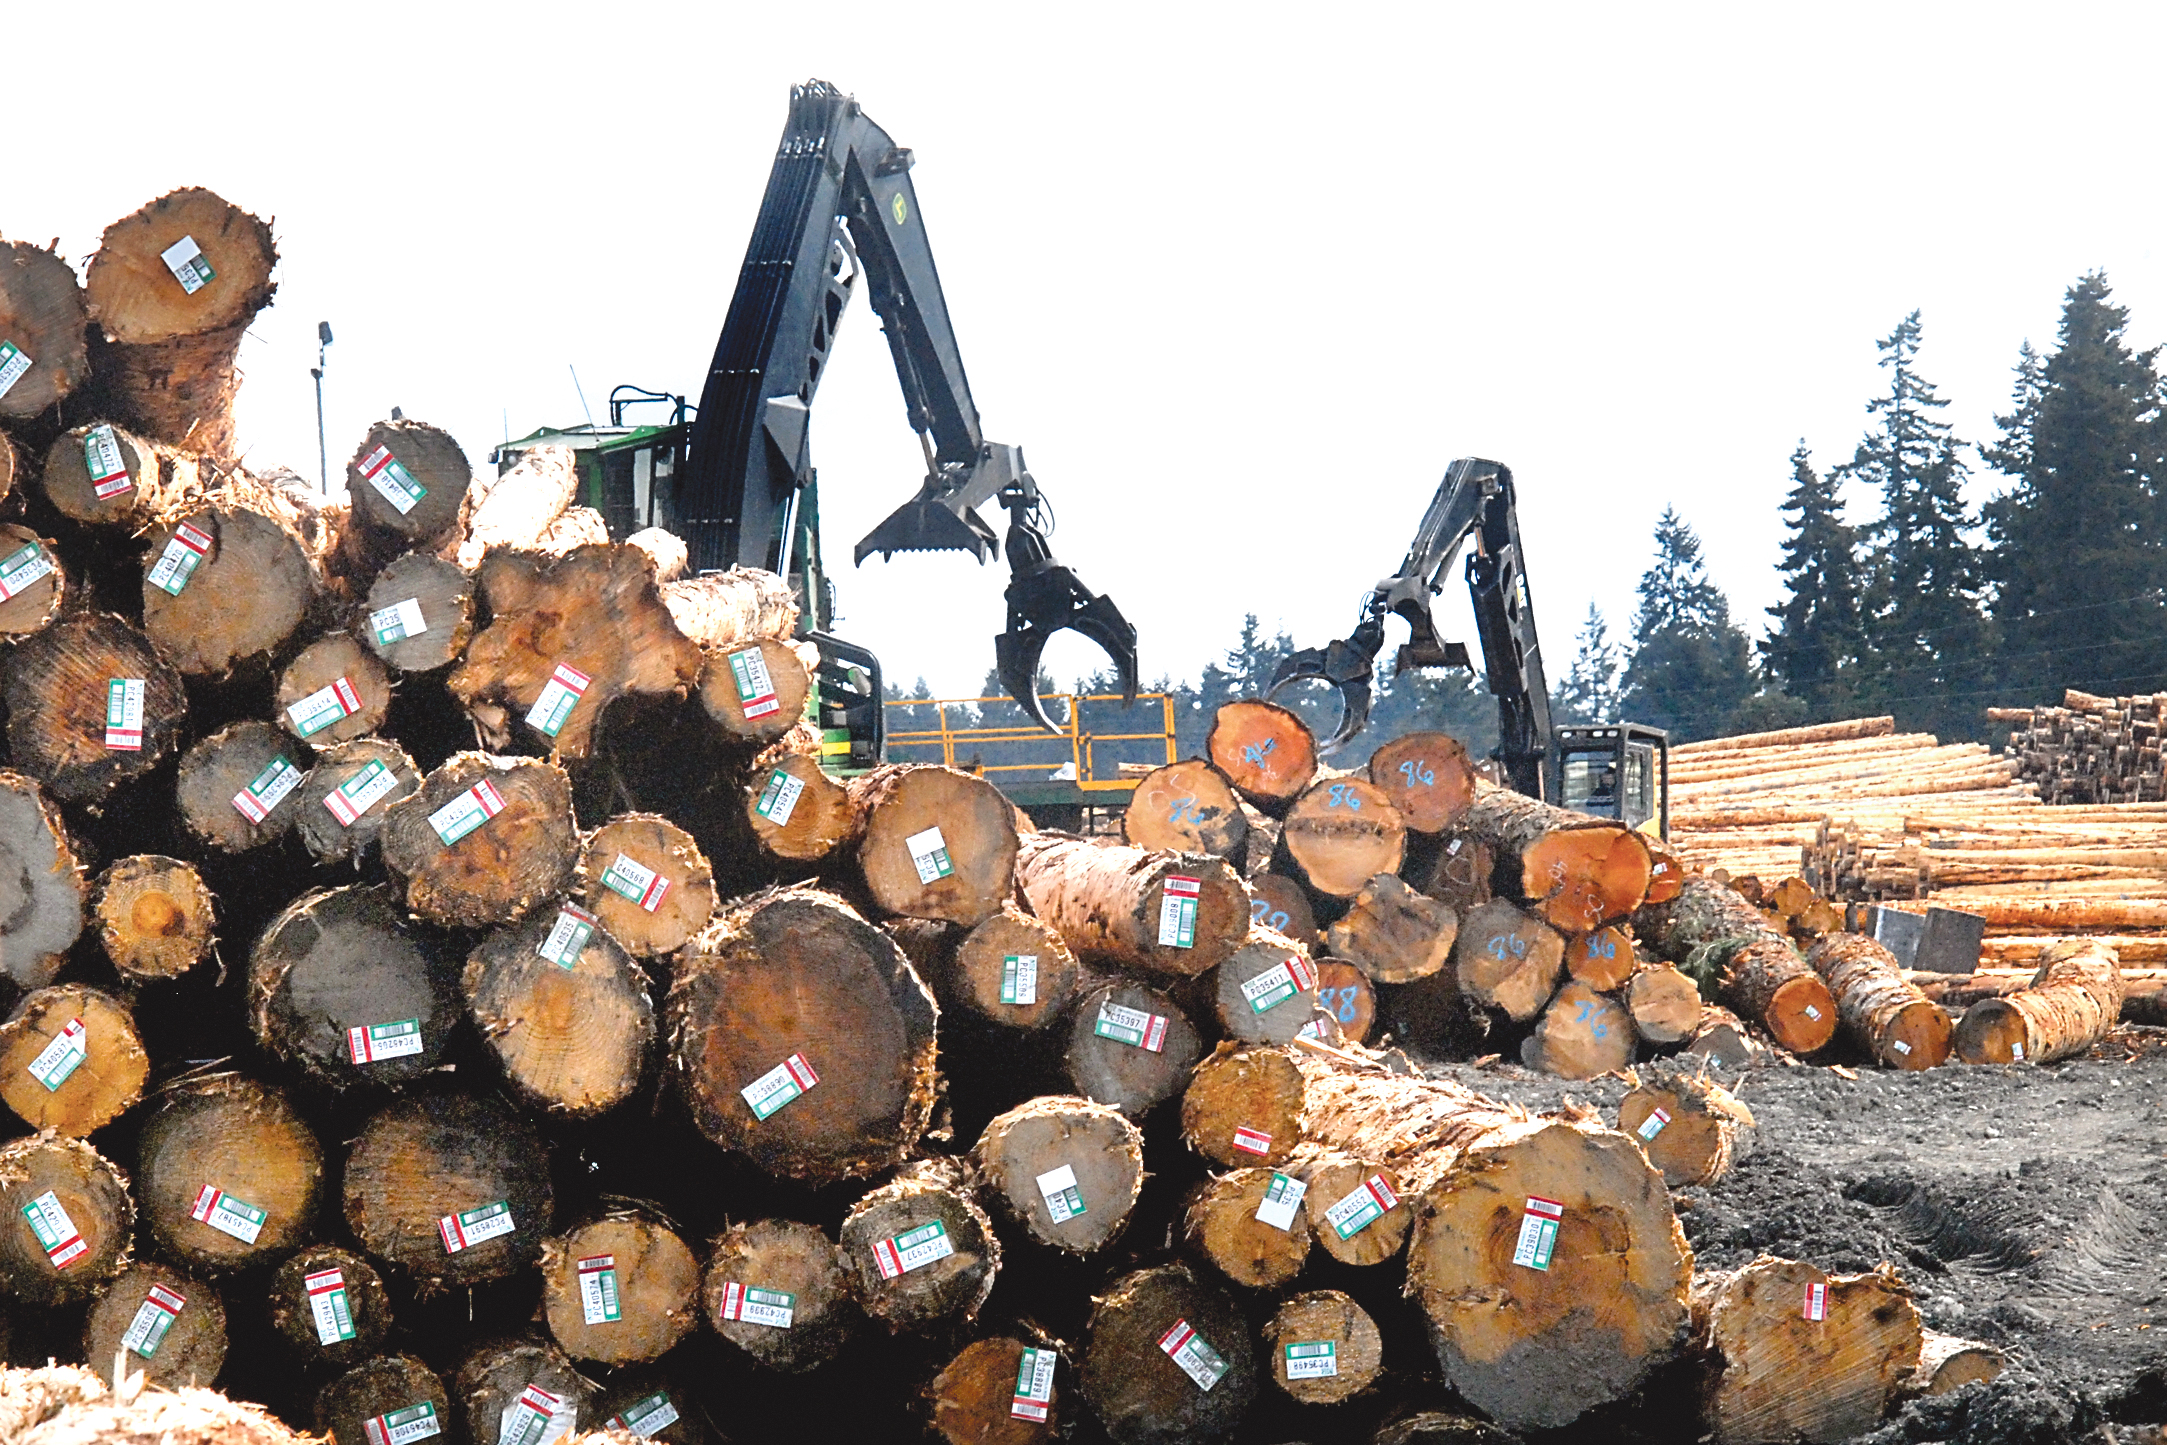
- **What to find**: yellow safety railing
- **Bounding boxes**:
[883,693,1178,792]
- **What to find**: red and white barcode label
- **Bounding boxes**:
[1232,1126,1273,1156]
[1803,1281,1827,1321]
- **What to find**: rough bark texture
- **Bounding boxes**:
[1261,1289,1383,1404]
[39,423,206,525]
[1804,933,1952,1070]
[1459,784,1652,932]
[575,813,715,957]
[360,551,474,673]
[1368,731,1479,834]
[82,1262,224,1390]
[454,446,577,569]
[746,753,855,863]
[142,483,320,674]
[1685,1003,1764,1068]
[379,752,580,928]
[840,1156,1001,1331]
[1206,701,1318,812]
[1124,760,1249,857]
[849,765,1020,927]
[0,986,147,1137]
[342,1091,553,1287]
[1064,980,1205,1118]
[293,738,422,866]
[1626,964,1706,1045]
[90,855,214,981]
[702,1218,854,1373]
[1184,1166,1310,1288]
[1279,778,1406,898]
[0,773,85,986]
[1636,878,1837,1055]
[1326,871,1458,983]
[314,1356,450,1445]
[5,614,186,806]
[1617,1064,1758,1188]
[0,525,64,640]
[1954,937,2123,1065]
[0,241,91,420]
[1181,1043,1306,1170]
[541,1215,700,1366]
[343,419,472,550]
[274,633,392,750]
[1016,835,1249,978]
[266,1245,391,1367]
[176,722,309,853]
[464,911,654,1117]
[1698,1257,1922,1445]
[1453,898,1565,1022]
[974,1095,1145,1253]
[659,567,798,649]
[1411,833,1495,913]
[0,1135,134,1305]
[1080,1264,1257,1445]
[1525,980,1637,1080]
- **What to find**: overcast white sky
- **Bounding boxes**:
[11,3,2164,700]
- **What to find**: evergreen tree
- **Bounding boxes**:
[1984,274,2167,700]
[1618,508,1758,740]
[1554,603,1622,724]
[1760,440,1864,718]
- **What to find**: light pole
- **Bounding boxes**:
[311,321,333,493]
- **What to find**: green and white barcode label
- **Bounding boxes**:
[21,1190,86,1268]
[578,1254,621,1324]
[306,1267,356,1344]
[439,1200,515,1253]
[84,424,131,499]
[428,779,505,844]
[525,663,590,738]
[1036,1164,1086,1223]
[25,1018,85,1091]
[1001,954,1038,1005]
[1157,1319,1228,1391]
[232,756,303,823]
[160,235,216,294]
[610,1392,678,1438]
[362,1401,441,1445]
[906,825,954,884]
[1094,999,1167,1052]
[1324,1173,1399,1240]
[120,1283,186,1358]
[358,445,427,514]
[1240,953,1318,1013]
[1011,1346,1056,1421]
[1284,1340,1338,1379]
[754,768,803,825]
[1254,1171,1307,1231]
[600,852,670,911]
[105,678,145,750]
[348,1019,424,1064]
[716,1281,795,1328]
[872,1220,953,1279]
[148,521,213,596]
[325,760,399,826]
[536,905,597,968]
[728,645,781,719]
[1158,875,1200,947]
[190,1185,266,1243]
[0,542,53,602]
[1513,1196,1563,1271]
[0,342,30,400]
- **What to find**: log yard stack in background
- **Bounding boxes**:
[0,188,2132,1444]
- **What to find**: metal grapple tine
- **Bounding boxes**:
[997,564,1139,734]
[1266,643,1375,753]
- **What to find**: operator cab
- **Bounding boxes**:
[1550,724,1669,838]
[495,386,687,538]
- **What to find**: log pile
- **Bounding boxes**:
[1994,688,2167,804]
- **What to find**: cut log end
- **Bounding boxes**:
[0,239,92,419]
[839,1158,1001,1331]
[577,813,716,957]
[0,1135,135,1305]
[454,1338,595,1445]
[928,1336,1067,1444]
[1454,898,1565,1023]
[973,1095,1145,1253]
[1262,1289,1383,1404]
[360,551,475,673]
[1064,981,1205,1118]
[1616,1067,1757,1188]
[0,986,148,1137]
[177,722,310,853]
[1702,1258,1922,1445]
[294,739,423,866]
[1625,963,1704,1044]
[1327,871,1457,983]
[747,753,855,863]
[275,633,393,749]
[1080,1264,1257,1445]
[5,613,186,807]
[267,1245,391,1366]
[341,1091,553,1287]
[1213,929,1322,1045]
[83,1262,225,1390]
[1568,925,1637,990]
[344,419,472,546]
[944,904,1081,1030]
[850,765,1021,927]
[142,495,318,674]
[697,637,813,742]
[1124,760,1249,857]
[1280,778,1407,898]
[92,855,214,980]
[1207,701,1318,810]
[541,1215,700,1366]
[1181,1043,1306,1170]
[702,1218,854,1373]
[1184,1167,1311,1289]
[379,752,580,928]
[464,910,654,1118]
[136,1074,324,1271]
[315,1355,451,1445]
[1368,731,1478,833]
[1526,981,1636,1080]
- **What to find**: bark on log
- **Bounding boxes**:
[1458,785,1651,931]
[0,1135,134,1305]
[142,483,321,674]
[702,1218,854,1372]
[0,240,91,421]
[1636,878,1837,1054]
[1326,871,1458,983]
[541,1214,700,1367]
[933,903,1081,1030]
[83,1262,224,1389]
[1954,938,2122,1065]
[1181,1043,1305,1170]
[1080,1264,1257,1445]
[90,856,214,982]
[746,753,854,863]
[1373,1414,1521,1445]
[1064,980,1204,1117]
[1280,778,1406,898]
[454,446,577,569]
[849,765,1019,927]
[1016,835,1249,978]
[0,986,147,1137]
[1248,872,1319,947]
[574,814,714,957]
[1207,701,1317,812]
[250,884,461,1091]
[293,738,423,866]
[0,773,84,987]
[1909,1330,2005,1396]
[1697,1257,1922,1445]
[360,551,474,673]
[83,188,277,459]
[450,542,702,759]
[5,613,186,806]
[135,1076,322,1270]
[973,1094,1145,1253]
[1524,981,1636,1080]
[1314,959,1376,1044]
[658,567,798,648]
[1212,927,1322,1045]
[1626,963,1704,1044]
[1453,898,1565,1022]
[274,634,393,750]
[0,525,64,639]
[1236,801,1282,881]
[1183,1167,1310,1288]
[695,637,812,742]
[453,1338,593,1445]
[1803,934,1951,1070]
[840,1156,1001,1331]
[342,1091,553,1287]
[315,1356,451,1445]
[1262,1289,1382,1405]
[1369,731,1478,834]
[464,910,654,1117]
[927,1336,1068,1444]
[1568,924,1637,990]
[625,527,688,581]
[668,887,938,1185]
[343,420,473,552]
[1684,1003,1764,1067]
[1617,1064,1758,1187]
[267,1245,391,1367]
[177,722,310,853]
[380,752,580,927]
[1123,760,1249,857]
[1410,833,1494,913]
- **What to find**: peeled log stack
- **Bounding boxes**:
[82,1262,224,1389]
[464,910,655,1117]
[342,419,473,556]
[668,888,938,1184]
[1954,937,2123,1065]
[849,765,1019,926]
[0,1135,134,1304]
[840,1157,1001,1331]
[91,855,215,981]
[0,773,84,987]
[1016,835,1248,978]
[1279,778,1405,898]
[1617,1064,1757,1188]
[541,1214,700,1366]
[1369,731,1478,833]
[83,188,276,459]
[577,813,716,957]
[0,239,91,421]
[5,613,187,806]
[1636,877,1837,1055]
[747,752,855,863]
[360,551,475,673]
[974,1095,1145,1253]
[1207,701,1317,812]
[1458,783,1651,932]
[702,1218,854,1372]
[1326,872,1457,983]
[1181,1044,1305,1170]
[1698,1258,1922,1445]
[142,481,322,674]
[0,986,147,1136]
[1124,759,1248,857]
[342,1090,553,1287]
[1080,1264,1257,1445]
[379,752,580,927]
[1803,934,1951,1070]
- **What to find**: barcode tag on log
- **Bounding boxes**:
[537,905,597,969]
[716,1281,796,1328]
[577,1254,621,1324]
[348,1019,424,1064]
[1036,1164,1087,1223]
[121,1283,187,1358]
[0,342,30,400]
[370,598,427,646]
[872,1220,953,1279]
[1284,1341,1338,1379]
[609,1393,678,1438]
[21,1190,85,1268]
[1093,1000,1167,1052]
[232,756,304,823]
[1803,1281,1828,1321]
[1255,1172,1307,1231]
[526,663,591,738]
[0,542,54,601]
[741,1053,818,1120]
[1325,1173,1399,1239]
[601,853,670,912]
[1001,954,1038,1005]
[727,646,782,719]
[160,235,217,293]
[189,1186,266,1243]
[148,521,213,596]
[1158,875,1201,947]
[306,1268,357,1344]
[104,679,145,751]
[499,1385,572,1445]
[325,760,399,826]
[1804,1004,1822,1021]
[1241,954,1317,1013]
[429,779,506,844]
[2012,1043,2025,1061]
[26,1018,86,1091]
[754,769,804,825]
[1513,1196,1564,1270]
[358,445,428,514]
[1232,1126,1273,1156]
[1636,1108,1671,1142]
[287,677,364,737]
[1011,1346,1057,1421]
[84,424,131,498]
[439,1201,515,1253]
[1157,1319,1229,1392]
[363,1402,442,1445]
[1892,1039,1911,1055]
[906,826,954,884]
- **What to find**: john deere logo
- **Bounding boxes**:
[891,193,908,225]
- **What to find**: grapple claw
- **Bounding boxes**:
[996,562,1138,734]
[1265,648,1374,752]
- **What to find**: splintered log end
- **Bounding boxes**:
[1453,899,1565,1023]
[1207,701,1318,811]
[1064,981,1204,1117]
[361,551,475,673]
[344,419,472,545]
[1406,1119,1693,1431]
[659,567,798,649]
[1124,760,1249,856]
[92,855,215,981]
[268,1245,391,1366]
[342,1091,553,1287]
[83,1262,225,1389]
[1081,1264,1256,1445]
[703,1218,854,1372]
[1328,871,1458,983]
[455,1338,595,1445]
[177,722,310,853]
[465,911,654,1118]
[1281,779,1406,898]
[315,1356,451,1445]
[1617,1064,1757,1188]
[1528,981,1636,1080]
[975,1095,1145,1253]
[0,240,91,418]
[0,987,147,1137]
[380,753,579,927]
[0,774,84,987]
[5,614,186,806]
[142,497,318,673]
[294,739,422,866]
[541,1215,700,1366]
[1016,835,1249,977]
[942,904,1080,1029]
[747,754,856,863]
[1702,1257,1921,1445]
[1626,964,1704,1044]
[576,813,716,957]
[0,1135,134,1305]
[849,765,1020,926]
[1181,1043,1306,1169]
[668,888,938,1184]
[1369,731,1478,833]
[840,1157,1001,1331]
[1184,1167,1311,1288]
[928,1336,1067,1444]
[1643,842,1685,905]
[275,634,393,749]
[1262,1289,1383,1404]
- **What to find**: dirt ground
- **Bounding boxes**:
[1424,1027,2167,1445]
